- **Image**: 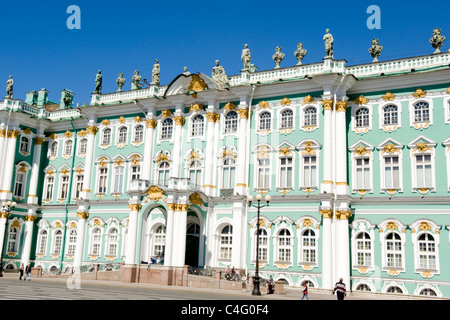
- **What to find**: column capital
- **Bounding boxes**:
[321,99,334,111]
[34,137,45,145]
[25,215,37,222]
[145,118,157,129]
[335,210,352,220]
[0,129,6,138]
[319,209,333,219]
[76,211,89,219]
[86,126,98,135]
[0,211,10,219]
[173,116,186,126]
[6,130,20,139]
[128,203,142,212]
[237,108,250,119]
[335,101,349,112]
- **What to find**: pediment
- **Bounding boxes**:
[164,73,215,97]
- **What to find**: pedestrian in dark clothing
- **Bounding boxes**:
[301,283,309,300]
[333,278,346,300]
[19,263,24,280]
[24,263,31,281]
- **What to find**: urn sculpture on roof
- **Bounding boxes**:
[294,42,307,65]
[368,38,383,63]
[272,46,285,69]
[116,73,126,92]
[429,27,445,54]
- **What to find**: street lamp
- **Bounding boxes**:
[0,201,16,277]
[247,193,271,296]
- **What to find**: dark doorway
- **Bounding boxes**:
[185,223,200,266]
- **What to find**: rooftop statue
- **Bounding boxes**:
[429,27,445,54]
[132,70,142,90]
[294,42,307,65]
[368,38,383,62]
[183,67,191,76]
[93,70,102,94]
[151,59,160,86]
[211,60,229,90]
[116,73,126,92]
[272,46,285,69]
[5,75,13,99]
[63,91,72,108]
[241,44,252,71]
[323,29,334,59]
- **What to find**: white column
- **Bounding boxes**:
[203,112,217,196]
[231,201,247,269]
[125,203,141,265]
[335,101,349,195]
[80,125,98,200]
[235,108,249,195]
[171,204,188,267]
[0,129,20,199]
[320,209,333,290]
[27,136,45,204]
[335,210,351,288]
[163,205,175,266]
[73,211,89,272]
[142,118,156,182]
[170,115,185,182]
[321,100,334,193]
[20,212,37,267]
[0,127,7,185]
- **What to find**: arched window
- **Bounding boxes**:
[385,232,402,268]
[20,137,29,153]
[118,126,128,144]
[414,101,430,122]
[303,107,317,126]
[356,232,371,266]
[386,286,403,294]
[53,229,63,255]
[301,229,316,263]
[50,141,58,157]
[259,112,271,130]
[219,225,233,260]
[277,229,291,262]
[222,158,235,189]
[153,225,166,259]
[7,227,19,252]
[191,115,204,137]
[418,233,436,269]
[356,107,369,127]
[102,128,111,145]
[189,160,202,187]
[383,105,398,125]
[37,230,48,255]
[224,111,238,134]
[134,125,144,142]
[79,138,87,154]
[64,140,73,156]
[67,229,77,255]
[420,288,437,296]
[91,227,102,256]
[161,118,173,140]
[158,161,170,187]
[107,228,119,256]
[280,109,293,129]
[356,284,371,291]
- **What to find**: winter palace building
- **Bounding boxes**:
[1,35,450,298]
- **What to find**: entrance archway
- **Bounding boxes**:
[185,222,200,266]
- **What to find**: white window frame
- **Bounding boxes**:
[89,227,103,256]
[13,163,30,199]
[408,137,436,192]
[379,102,402,131]
[58,173,70,201]
[409,98,433,129]
[223,110,239,135]
[351,219,375,273]
[160,118,174,140]
[63,139,73,157]
[410,220,440,276]
[49,141,58,159]
[351,104,372,134]
[444,137,450,191]
[301,105,318,129]
[277,154,294,189]
[379,220,406,273]
[52,229,63,255]
[105,227,120,257]
[66,229,77,256]
[19,136,30,155]
[78,138,88,156]
[273,227,293,266]
[278,108,295,133]
[101,127,112,146]
[251,227,269,265]
[43,171,55,201]
[220,157,236,189]
[96,165,109,195]
[218,224,233,262]
[116,125,128,145]
[112,164,125,194]
[377,139,404,193]
[258,111,272,132]
[37,229,48,255]
[73,171,84,200]
[133,124,144,143]
[190,114,205,138]
[6,225,20,253]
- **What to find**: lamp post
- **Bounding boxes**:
[0,201,16,277]
[247,193,271,296]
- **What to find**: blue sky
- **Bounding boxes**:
[0,0,449,106]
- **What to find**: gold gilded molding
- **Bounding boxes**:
[302,141,316,155]
[22,128,32,135]
[187,150,201,161]
[0,129,6,138]
[336,101,349,112]
[64,130,73,138]
[118,116,126,123]
[145,118,157,129]
[46,169,54,176]
[303,95,315,104]
[237,108,250,119]
[205,112,219,122]
[447,87,450,94]
[256,146,270,159]
[173,116,186,126]
[189,192,203,206]
[76,212,89,219]
[161,109,173,118]
[418,221,431,232]
[189,103,205,113]
[7,130,20,139]
[156,153,170,163]
[412,88,427,98]
[280,97,291,106]
[383,144,399,154]
[353,95,369,105]
[0,211,10,219]
[382,91,396,101]
[414,142,430,153]
[278,147,292,156]
[134,116,142,123]
[77,130,87,137]
[101,119,111,126]
[188,74,208,92]
[49,133,58,140]
[319,209,332,219]
[86,126,98,135]
[223,102,237,110]
[354,146,369,156]
[321,99,334,111]
[303,219,313,228]
[145,185,166,202]
[335,210,352,220]
[99,157,108,167]
[386,221,398,231]
[128,204,142,212]
[221,148,236,159]
[257,101,270,110]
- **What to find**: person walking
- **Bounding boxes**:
[19,263,24,280]
[301,283,309,300]
[333,278,346,300]
[24,263,31,281]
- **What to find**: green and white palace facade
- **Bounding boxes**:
[1,48,450,298]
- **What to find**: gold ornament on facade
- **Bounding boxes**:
[76,167,84,174]
[418,221,431,232]
[382,91,396,101]
[415,142,430,153]
[278,147,292,156]
[412,88,427,98]
[77,130,87,137]
[22,128,32,135]
[131,154,140,165]
[46,169,54,176]
[189,192,203,206]
[49,133,58,140]
[303,95,315,104]
[145,118,157,129]
[99,157,108,167]
[353,95,369,105]
[187,150,201,161]
[336,101,349,112]
[321,99,334,111]
[383,144,398,154]
[156,153,170,164]
[18,164,27,173]
[302,141,316,155]
[221,148,236,160]
[386,221,398,231]
[188,74,208,92]
[280,97,291,106]
[61,168,69,175]
[173,116,186,126]
[256,146,270,159]
[257,101,270,110]
[64,130,73,138]
[237,108,250,119]
[161,109,173,118]
[446,87,450,94]
[114,158,124,166]
[189,103,205,113]
[128,203,142,212]
[336,210,352,220]
[0,211,10,219]
[354,146,369,156]
[421,271,433,278]
[303,219,313,228]
[223,102,237,110]
[0,129,5,138]
[145,185,166,202]
[101,119,111,126]
[7,130,20,139]
[86,126,98,135]
[134,116,142,123]
[118,116,126,123]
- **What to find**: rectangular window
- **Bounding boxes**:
[75,174,84,199]
[355,158,370,189]
[384,156,399,189]
[257,159,270,189]
[131,165,141,182]
[303,156,317,188]
[13,172,25,197]
[60,175,69,199]
[113,166,124,193]
[98,167,108,193]
[279,157,293,188]
[416,155,432,187]
[45,176,54,200]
